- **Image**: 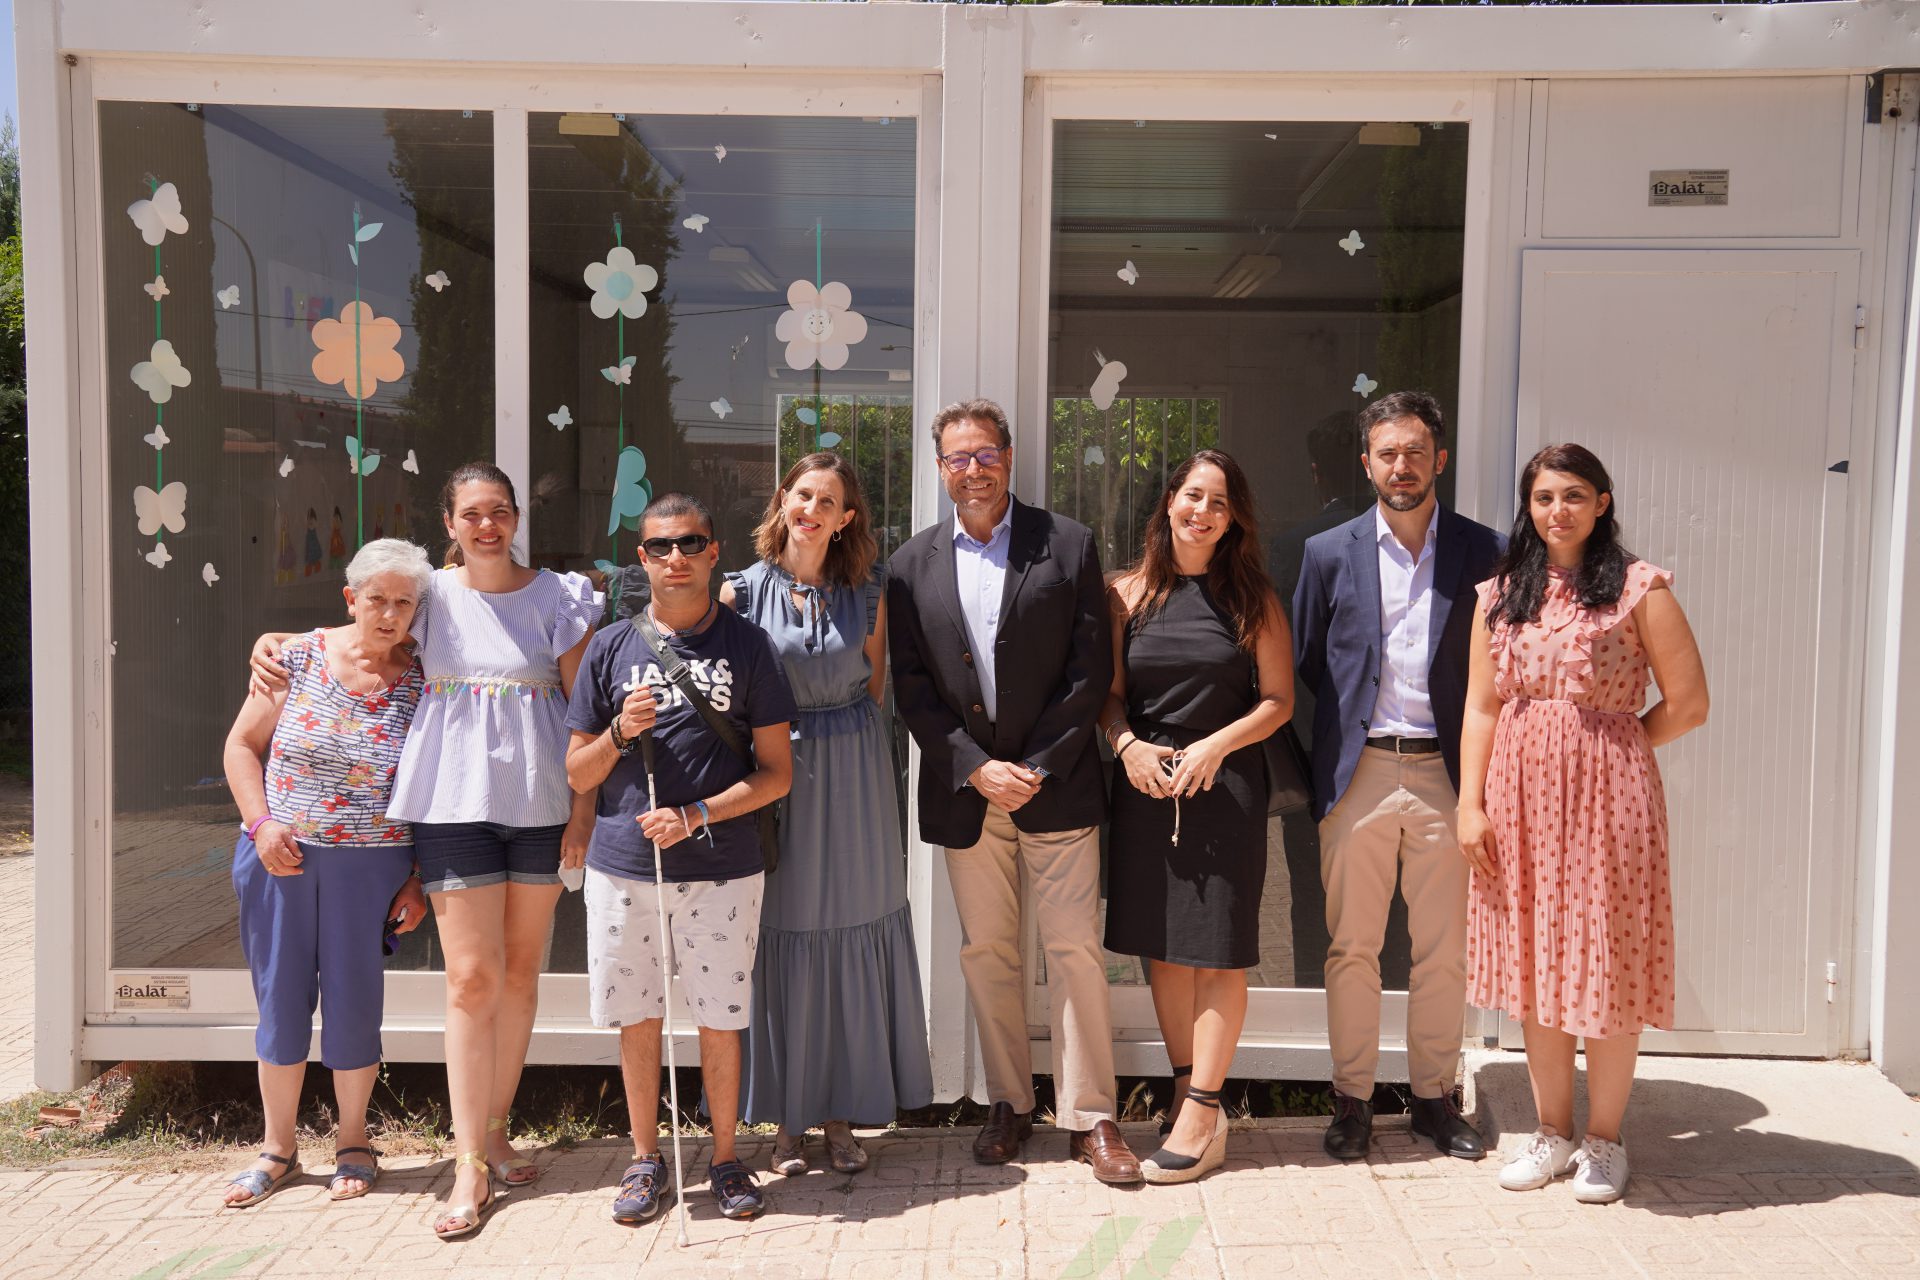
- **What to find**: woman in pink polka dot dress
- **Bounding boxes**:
[1455,443,1709,1206]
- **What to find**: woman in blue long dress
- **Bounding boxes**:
[723,451,933,1175]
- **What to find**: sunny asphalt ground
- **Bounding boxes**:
[2,847,1919,1277]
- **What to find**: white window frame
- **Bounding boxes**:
[71,58,939,1067]
[1018,76,1502,1078]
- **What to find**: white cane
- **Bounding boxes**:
[642,730,692,1248]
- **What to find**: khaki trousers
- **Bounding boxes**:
[1319,747,1469,1101]
[945,807,1117,1130]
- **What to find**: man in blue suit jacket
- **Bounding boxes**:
[1292,391,1504,1163]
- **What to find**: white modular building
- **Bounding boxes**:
[19,0,1920,1095]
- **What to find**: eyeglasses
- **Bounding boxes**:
[641,534,713,560]
[940,447,1004,473]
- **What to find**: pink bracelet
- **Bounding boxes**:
[242,814,274,841]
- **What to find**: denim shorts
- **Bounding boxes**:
[412,821,565,895]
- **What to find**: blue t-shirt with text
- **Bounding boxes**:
[565,607,797,883]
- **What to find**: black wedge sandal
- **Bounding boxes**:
[1158,1064,1192,1138]
[1142,1084,1228,1185]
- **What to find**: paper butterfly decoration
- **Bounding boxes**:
[133,481,188,536]
[682,214,709,234]
[144,275,170,301]
[1090,350,1129,412]
[548,405,573,430]
[1264,132,1278,140]
[607,445,653,536]
[347,220,382,267]
[1352,373,1378,397]
[1084,445,1106,466]
[1338,230,1365,257]
[424,270,451,292]
[217,284,240,309]
[202,562,220,587]
[710,397,733,419]
[402,449,420,475]
[601,355,637,385]
[144,542,173,569]
[278,456,295,478]
[819,432,843,448]
[143,424,170,451]
[1117,260,1139,286]
[714,144,727,162]
[126,182,188,247]
[345,436,382,476]
[130,339,192,405]
[594,559,619,579]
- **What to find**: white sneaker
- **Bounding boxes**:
[1497,1128,1579,1191]
[1572,1136,1630,1203]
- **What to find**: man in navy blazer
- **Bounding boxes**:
[1292,391,1504,1163]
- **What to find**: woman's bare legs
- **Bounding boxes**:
[431,884,507,1222]
[1521,1020,1579,1138]
[1581,1032,1641,1143]
[485,882,563,1175]
[1150,961,1247,1156]
[224,1061,304,1205]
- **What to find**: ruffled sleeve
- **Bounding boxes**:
[548,570,604,659]
[1474,578,1518,700]
[864,561,888,636]
[1565,561,1672,698]
[724,568,754,616]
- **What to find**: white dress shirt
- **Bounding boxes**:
[1370,505,1439,738]
[953,501,1014,723]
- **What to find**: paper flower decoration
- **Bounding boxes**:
[1090,351,1129,412]
[217,285,240,309]
[402,449,420,474]
[682,215,709,234]
[710,397,733,419]
[424,270,451,292]
[144,275,170,301]
[1352,372,1378,397]
[144,542,173,569]
[130,339,192,405]
[548,405,572,430]
[278,456,295,477]
[345,437,381,476]
[608,445,652,535]
[127,182,188,247]
[202,562,220,586]
[776,281,868,372]
[1338,230,1365,257]
[133,481,188,536]
[584,246,658,321]
[311,302,405,399]
[1117,260,1139,286]
[143,424,170,450]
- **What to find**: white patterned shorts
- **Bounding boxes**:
[584,866,764,1031]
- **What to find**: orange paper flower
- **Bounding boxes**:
[311,301,405,399]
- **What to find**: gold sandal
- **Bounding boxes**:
[433,1152,494,1241]
[485,1115,539,1185]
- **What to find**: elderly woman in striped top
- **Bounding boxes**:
[251,462,601,1240]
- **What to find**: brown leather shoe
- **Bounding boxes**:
[1069,1119,1142,1184]
[972,1101,1033,1165]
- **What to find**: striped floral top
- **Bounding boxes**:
[385,567,603,827]
[264,628,424,845]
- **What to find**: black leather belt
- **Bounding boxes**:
[1366,735,1441,755]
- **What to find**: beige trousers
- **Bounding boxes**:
[944,807,1117,1130]
[1319,747,1469,1101]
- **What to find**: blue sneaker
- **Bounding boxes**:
[611,1154,669,1224]
[708,1158,765,1220]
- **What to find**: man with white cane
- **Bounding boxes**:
[566,492,797,1227]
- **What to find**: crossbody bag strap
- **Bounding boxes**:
[632,613,756,770]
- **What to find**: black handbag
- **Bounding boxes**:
[631,613,782,873]
[1261,721,1314,817]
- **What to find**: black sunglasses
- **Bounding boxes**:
[641,533,713,560]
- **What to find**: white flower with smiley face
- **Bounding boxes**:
[775,280,868,372]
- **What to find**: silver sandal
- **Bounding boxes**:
[223,1149,301,1208]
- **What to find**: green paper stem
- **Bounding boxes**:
[612,215,624,567]
[351,207,365,549]
[813,218,823,450]
[150,178,165,532]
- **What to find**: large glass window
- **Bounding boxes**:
[526,112,918,971]
[100,103,495,970]
[1047,118,1468,992]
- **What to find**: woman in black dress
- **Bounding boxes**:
[1099,449,1294,1185]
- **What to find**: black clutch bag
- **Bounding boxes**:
[1262,721,1314,817]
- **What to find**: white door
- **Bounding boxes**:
[1510,249,1863,1057]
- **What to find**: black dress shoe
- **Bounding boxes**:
[1322,1091,1373,1160]
[1409,1094,1487,1160]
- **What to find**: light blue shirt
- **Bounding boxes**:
[953,501,1014,723]
[1371,504,1439,737]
